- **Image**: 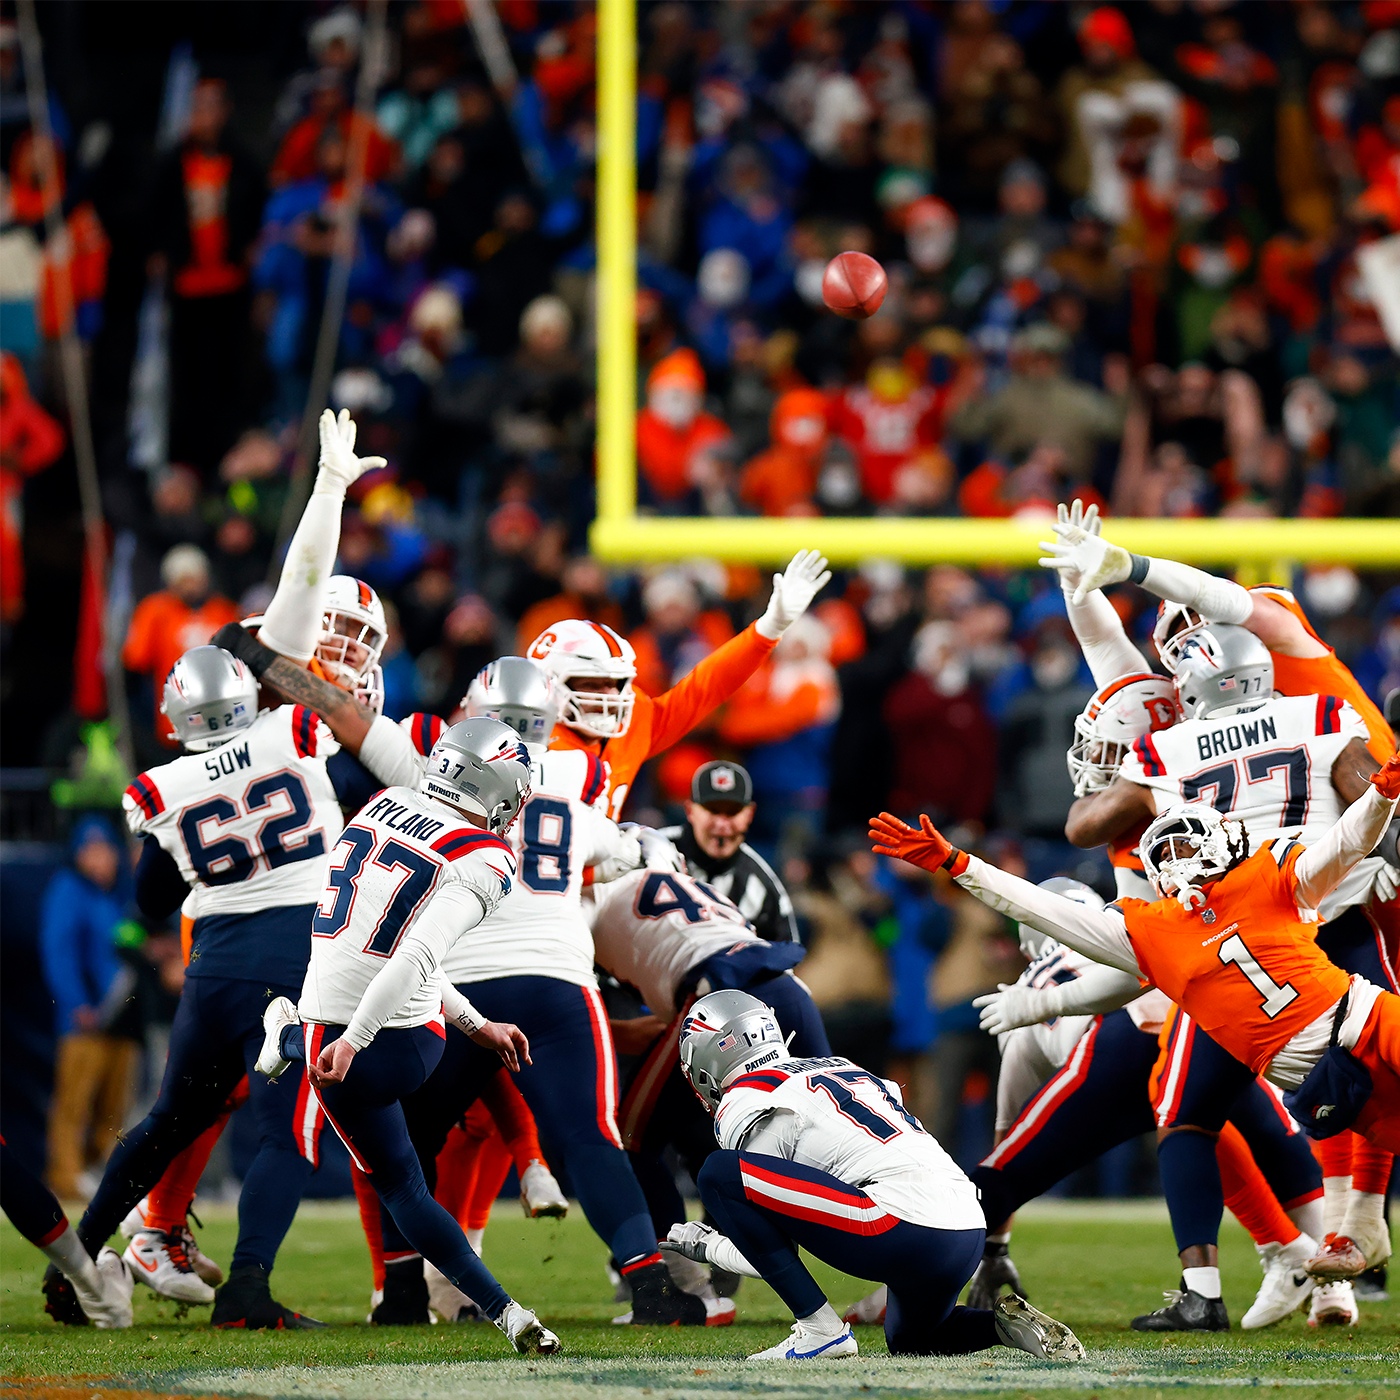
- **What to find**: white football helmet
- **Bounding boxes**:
[1139,803,1250,910]
[242,606,384,715]
[1151,599,1205,674]
[1068,673,1181,796]
[318,575,387,693]
[526,619,637,739]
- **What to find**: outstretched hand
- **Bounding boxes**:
[757,549,833,639]
[869,812,956,873]
[470,1019,531,1072]
[317,408,387,494]
[1037,529,1133,606]
[1371,754,1400,801]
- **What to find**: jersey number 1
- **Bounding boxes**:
[1216,933,1300,1019]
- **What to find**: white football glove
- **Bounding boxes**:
[756,549,833,640]
[1038,526,1133,606]
[660,1220,720,1264]
[1043,500,1102,598]
[315,407,387,496]
[592,829,644,883]
[972,983,1060,1036]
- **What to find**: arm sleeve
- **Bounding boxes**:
[1293,785,1400,912]
[1138,557,1253,626]
[439,979,485,1035]
[646,623,778,755]
[1065,588,1148,690]
[358,714,427,788]
[134,835,191,920]
[1025,963,1147,1020]
[342,884,486,1050]
[257,491,345,663]
[953,854,1143,975]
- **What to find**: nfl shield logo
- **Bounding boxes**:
[712,767,736,792]
[1202,909,1216,924]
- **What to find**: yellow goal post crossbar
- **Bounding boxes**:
[589,0,1400,571]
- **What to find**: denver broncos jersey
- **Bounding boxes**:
[123,705,344,984]
[300,785,516,1030]
[439,746,627,989]
[1119,693,1368,851]
[1115,840,1351,1074]
[714,1055,984,1232]
[548,623,776,819]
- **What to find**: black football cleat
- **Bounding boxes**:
[42,1262,89,1326]
[1355,1263,1389,1301]
[626,1260,708,1325]
[967,1240,1027,1311]
[369,1259,431,1325]
[1132,1283,1230,1332]
[211,1265,326,1330]
[709,1265,743,1298]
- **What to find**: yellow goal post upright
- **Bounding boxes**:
[588,0,1400,574]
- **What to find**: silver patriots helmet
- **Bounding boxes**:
[679,989,790,1112]
[463,656,561,748]
[161,646,259,752]
[418,717,532,835]
[1172,623,1274,719]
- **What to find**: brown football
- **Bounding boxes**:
[822,251,888,319]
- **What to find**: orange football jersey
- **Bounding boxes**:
[1252,585,1395,761]
[550,623,777,819]
[1116,840,1350,1074]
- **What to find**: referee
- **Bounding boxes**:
[661,761,798,944]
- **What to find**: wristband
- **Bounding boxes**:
[211,622,277,679]
[1128,553,1150,585]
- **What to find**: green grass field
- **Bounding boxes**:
[2,1200,1398,1399]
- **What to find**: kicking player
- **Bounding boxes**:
[660,990,1084,1361]
[259,717,560,1355]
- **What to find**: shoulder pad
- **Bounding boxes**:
[431,828,515,864]
[124,773,164,821]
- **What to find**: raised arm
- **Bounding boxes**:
[1293,757,1400,911]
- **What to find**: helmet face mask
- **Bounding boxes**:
[1067,674,1181,796]
[1139,803,1249,910]
[318,576,387,693]
[1153,600,1207,673]
[679,990,790,1113]
[419,718,533,835]
[162,646,260,752]
[464,656,561,748]
[526,621,638,740]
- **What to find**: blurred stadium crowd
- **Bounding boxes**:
[1,0,1399,1186]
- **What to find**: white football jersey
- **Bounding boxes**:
[123,705,344,917]
[588,868,761,1019]
[300,785,516,1029]
[715,1055,984,1232]
[440,746,628,988]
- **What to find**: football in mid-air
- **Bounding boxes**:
[822,251,888,319]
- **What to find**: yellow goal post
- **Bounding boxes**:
[588,0,1400,572]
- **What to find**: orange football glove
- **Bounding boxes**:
[1371,754,1400,801]
[869,812,960,873]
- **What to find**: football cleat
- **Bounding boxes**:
[621,1260,708,1326]
[842,1285,887,1327]
[519,1161,568,1218]
[120,1204,223,1287]
[1308,1279,1359,1327]
[1354,1266,1389,1301]
[658,1244,736,1326]
[967,1240,1027,1311]
[1307,1233,1369,1280]
[425,1261,482,1323]
[748,1319,858,1361]
[1131,1285,1229,1332]
[369,1258,432,1325]
[123,1229,216,1304]
[993,1294,1086,1359]
[256,996,301,1080]
[495,1300,562,1354]
[42,1263,88,1326]
[211,1265,325,1330]
[710,1266,743,1298]
[83,1248,135,1329]
[1241,1237,1317,1329]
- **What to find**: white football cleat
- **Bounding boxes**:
[749,1318,858,1361]
[519,1161,568,1218]
[425,1260,481,1323]
[495,1300,562,1354]
[256,996,300,1080]
[123,1230,216,1304]
[842,1285,887,1326]
[78,1247,135,1329]
[119,1199,151,1239]
[993,1294,1085,1360]
[1309,1280,1359,1328]
[1242,1236,1317,1329]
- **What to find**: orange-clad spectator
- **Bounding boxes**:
[270,73,399,189]
[122,545,240,747]
[739,388,828,517]
[1355,95,1400,187]
[627,571,734,700]
[635,348,730,506]
[0,354,64,624]
[830,359,944,504]
[814,596,866,668]
[1259,232,1324,334]
[515,555,625,654]
[958,443,1106,519]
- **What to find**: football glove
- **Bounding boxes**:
[1038,527,1133,606]
[660,1221,720,1265]
[1044,500,1101,597]
[966,1240,1027,1311]
[1371,754,1400,801]
[316,407,387,497]
[869,812,960,873]
[756,549,833,640]
[973,983,1061,1036]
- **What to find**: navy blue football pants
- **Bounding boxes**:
[1,1139,67,1245]
[385,976,659,1268]
[625,967,832,1239]
[699,1151,997,1355]
[305,1022,511,1319]
[77,975,316,1270]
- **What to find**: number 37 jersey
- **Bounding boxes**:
[715,1055,985,1233]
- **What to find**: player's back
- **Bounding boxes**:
[123,705,344,984]
[1121,693,1365,850]
[302,785,515,1030]
[589,867,762,1019]
[440,745,615,988]
[1117,841,1350,1073]
[716,1055,984,1232]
